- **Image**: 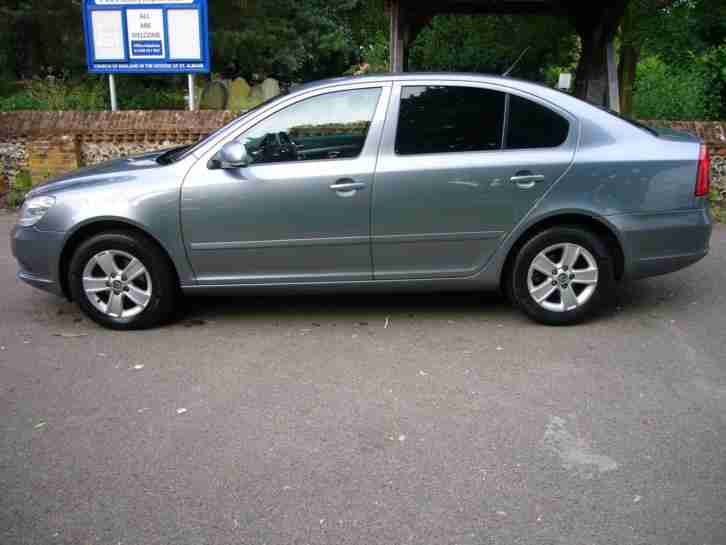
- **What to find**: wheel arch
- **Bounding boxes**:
[58,219,181,301]
[500,212,626,293]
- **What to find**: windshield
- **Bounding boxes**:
[155,144,192,165]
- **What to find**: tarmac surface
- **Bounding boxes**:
[1,211,725,545]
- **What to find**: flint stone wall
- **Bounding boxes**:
[0,111,724,215]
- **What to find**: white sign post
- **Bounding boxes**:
[109,74,119,111]
[187,74,195,111]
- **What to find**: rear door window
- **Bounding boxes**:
[395,86,506,155]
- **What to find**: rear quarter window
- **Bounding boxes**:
[506,95,569,149]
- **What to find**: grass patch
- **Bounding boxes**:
[5,171,33,208]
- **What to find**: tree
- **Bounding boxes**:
[563,0,630,106]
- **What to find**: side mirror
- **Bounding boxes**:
[216,142,249,169]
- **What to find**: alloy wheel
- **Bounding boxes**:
[526,242,599,312]
[81,250,153,318]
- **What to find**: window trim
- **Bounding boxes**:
[501,93,511,150]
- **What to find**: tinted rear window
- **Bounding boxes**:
[395,86,506,155]
[505,95,569,149]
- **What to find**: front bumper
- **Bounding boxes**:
[610,207,712,280]
[11,224,66,297]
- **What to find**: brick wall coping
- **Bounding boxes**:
[0,111,236,139]
[0,111,724,153]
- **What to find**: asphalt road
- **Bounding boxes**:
[1,210,725,545]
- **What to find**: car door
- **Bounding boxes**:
[181,83,390,285]
[371,81,577,279]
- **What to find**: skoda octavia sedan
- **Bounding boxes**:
[11,73,712,329]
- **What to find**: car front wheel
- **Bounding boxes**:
[68,231,178,330]
[510,226,616,325]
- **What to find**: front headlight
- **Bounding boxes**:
[18,196,56,227]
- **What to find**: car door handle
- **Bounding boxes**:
[510,173,545,189]
[330,180,366,192]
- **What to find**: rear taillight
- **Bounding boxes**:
[695,144,711,197]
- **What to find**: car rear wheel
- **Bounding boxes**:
[510,226,615,325]
[68,231,178,330]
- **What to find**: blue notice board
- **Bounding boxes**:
[82,0,210,74]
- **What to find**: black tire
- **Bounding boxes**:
[510,226,616,325]
[68,230,179,330]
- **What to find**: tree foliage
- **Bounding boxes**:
[627,0,726,119]
[211,0,362,82]
[0,0,724,119]
[408,15,578,81]
[0,0,85,78]
[0,0,367,83]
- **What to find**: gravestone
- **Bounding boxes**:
[200,80,229,110]
[249,78,281,106]
[227,77,252,111]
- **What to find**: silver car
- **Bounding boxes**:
[11,73,713,329]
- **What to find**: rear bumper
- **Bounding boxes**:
[11,224,65,297]
[610,207,712,280]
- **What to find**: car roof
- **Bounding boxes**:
[294,72,534,91]
[291,72,583,115]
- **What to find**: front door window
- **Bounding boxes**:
[239,88,382,165]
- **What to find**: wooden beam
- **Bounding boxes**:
[606,39,620,112]
[568,0,629,106]
[400,0,563,16]
[389,0,404,72]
